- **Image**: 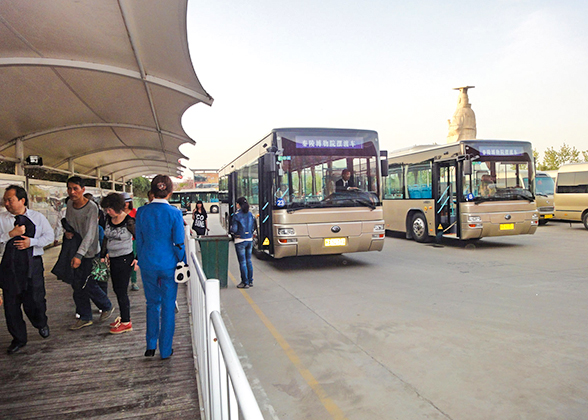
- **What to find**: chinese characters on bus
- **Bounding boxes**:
[295,136,363,149]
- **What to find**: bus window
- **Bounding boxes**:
[406,162,432,199]
[384,165,403,199]
[280,156,378,205]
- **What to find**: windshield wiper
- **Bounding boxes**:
[472,196,496,204]
[515,192,534,202]
[351,199,376,210]
[286,202,326,213]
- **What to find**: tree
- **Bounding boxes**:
[131,176,151,198]
[536,143,587,171]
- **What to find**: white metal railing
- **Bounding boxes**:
[184,227,264,420]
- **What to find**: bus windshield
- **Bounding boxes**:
[464,160,534,202]
[276,131,380,210]
[535,175,555,196]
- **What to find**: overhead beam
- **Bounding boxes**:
[85,158,180,173]
[0,57,213,104]
[0,123,193,154]
[118,169,181,180]
[52,145,183,169]
[105,164,182,180]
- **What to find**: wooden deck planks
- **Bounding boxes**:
[0,246,201,420]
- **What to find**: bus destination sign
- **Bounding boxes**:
[296,136,363,149]
[479,146,524,157]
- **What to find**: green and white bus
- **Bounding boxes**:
[219,128,387,258]
[170,188,220,214]
[382,139,539,242]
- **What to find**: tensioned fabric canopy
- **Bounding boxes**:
[0,0,213,181]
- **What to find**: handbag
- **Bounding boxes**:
[175,262,190,283]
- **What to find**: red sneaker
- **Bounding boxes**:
[110,321,132,334]
[109,317,121,328]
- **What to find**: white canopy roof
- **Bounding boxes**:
[0,0,213,181]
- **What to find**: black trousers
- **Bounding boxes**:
[2,257,48,345]
[109,252,133,322]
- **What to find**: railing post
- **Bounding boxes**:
[186,225,264,420]
[206,279,221,420]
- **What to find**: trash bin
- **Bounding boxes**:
[195,235,231,288]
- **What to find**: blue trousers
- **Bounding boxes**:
[141,268,178,359]
[235,241,253,285]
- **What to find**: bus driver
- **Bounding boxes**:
[479,174,496,197]
[336,169,359,192]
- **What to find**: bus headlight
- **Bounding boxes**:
[532,213,539,219]
[467,215,482,223]
[278,228,295,236]
[373,224,384,232]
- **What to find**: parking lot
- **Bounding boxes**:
[214,218,588,420]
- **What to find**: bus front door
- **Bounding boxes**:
[226,172,237,232]
[435,161,458,237]
[257,154,275,255]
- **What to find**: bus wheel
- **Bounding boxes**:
[411,213,429,243]
[583,213,588,230]
[210,205,219,213]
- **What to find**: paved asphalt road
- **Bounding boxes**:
[207,215,587,420]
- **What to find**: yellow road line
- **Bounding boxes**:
[228,271,348,420]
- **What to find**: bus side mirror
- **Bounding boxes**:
[464,157,472,176]
[380,150,389,177]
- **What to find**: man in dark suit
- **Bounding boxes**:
[0,185,54,354]
[335,169,359,192]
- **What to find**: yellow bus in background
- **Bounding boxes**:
[554,162,588,230]
[383,140,539,242]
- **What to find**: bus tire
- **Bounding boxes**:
[538,219,548,226]
[411,213,429,243]
[210,205,219,214]
[583,212,588,230]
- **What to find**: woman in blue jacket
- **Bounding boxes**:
[135,175,185,359]
[231,197,256,289]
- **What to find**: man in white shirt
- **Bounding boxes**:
[0,185,54,354]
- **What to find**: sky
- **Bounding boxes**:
[178,0,588,175]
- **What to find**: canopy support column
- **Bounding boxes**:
[15,138,24,176]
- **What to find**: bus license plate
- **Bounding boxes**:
[325,238,346,247]
[500,223,514,230]
[544,215,553,219]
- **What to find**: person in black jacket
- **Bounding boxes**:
[335,169,359,192]
[0,185,54,354]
